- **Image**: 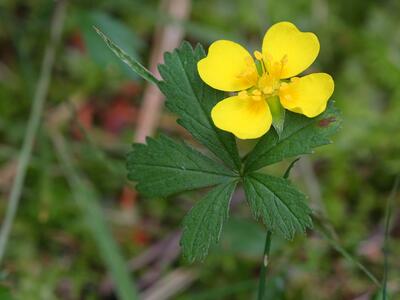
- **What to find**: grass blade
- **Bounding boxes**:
[315,219,381,287]
[50,131,138,300]
[382,175,400,300]
[0,0,67,263]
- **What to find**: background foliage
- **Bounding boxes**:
[0,0,399,299]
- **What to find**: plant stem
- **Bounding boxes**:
[257,230,272,300]
[0,0,67,263]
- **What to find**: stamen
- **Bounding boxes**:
[264,54,274,74]
[254,50,263,61]
[281,55,288,66]
[253,50,267,74]
[280,82,289,90]
[238,90,248,99]
[236,56,258,84]
[252,95,263,101]
[263,86,273,94]
[279,55,288,75]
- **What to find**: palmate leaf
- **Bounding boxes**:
[244,102,341,173]
[158,42,241,171]
[126,135,237,198]
[243,173,312,239]
[181,180,238,262]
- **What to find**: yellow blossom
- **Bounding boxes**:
[197,21,334,139]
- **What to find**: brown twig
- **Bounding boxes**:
[121,0,191,208]
[140,268,198,300]
[135,0,191,143]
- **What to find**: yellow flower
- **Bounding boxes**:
[197,21,334,139]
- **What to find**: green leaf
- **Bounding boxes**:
[244,102,341,173]
[95,27,159,85]
[127,135,237,198]
[181,180,238,262]
[243,173,312,239]
[158,42,241,171]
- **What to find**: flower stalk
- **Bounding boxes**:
[257,230,272,300]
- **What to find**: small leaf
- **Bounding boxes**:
[158,42,241,171]
[127,135,237,198]
[243,173,312,239]
[181,180,238,262]
[244,101,341,173]
[95,27,159,85]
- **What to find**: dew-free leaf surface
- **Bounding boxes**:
[181,180,238,262]
[127,135,237,198]
[244,173,313,239]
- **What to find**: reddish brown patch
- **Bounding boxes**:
[101,97,138,133]
[132,228,150,246]
[71,102,95,140]
[67,31,86,53]
[318,116,336,127]
[120,186,137,209]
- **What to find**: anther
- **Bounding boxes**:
[252,95,263,101]
[280,82,289,90]
[254,50,263,61]
[238,91,248,99]
[263,87,273,94]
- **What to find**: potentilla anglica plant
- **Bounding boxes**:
[97,20,340,286]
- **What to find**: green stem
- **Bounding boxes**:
[0,0,67,263]
[257,230,272,300]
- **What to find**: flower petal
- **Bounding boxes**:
[198,40,258,92]
[211,95,272,139]
[279,73,334,117]
[262,22,320,79]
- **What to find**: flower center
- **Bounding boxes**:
[238,51,288,102]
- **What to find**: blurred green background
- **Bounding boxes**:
[0,0,399,299]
